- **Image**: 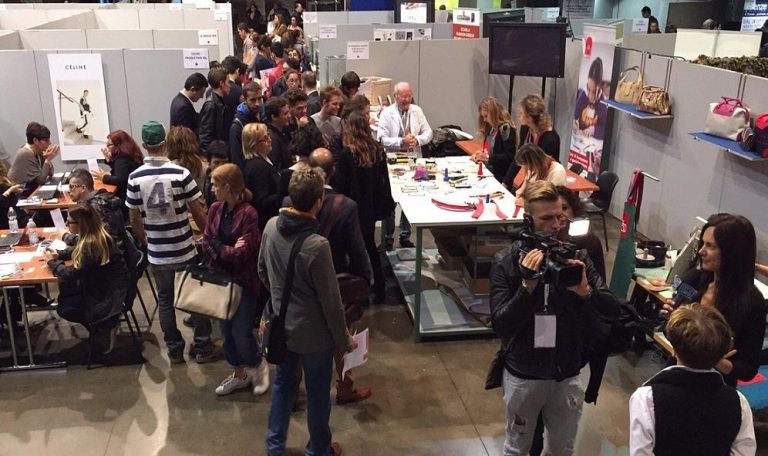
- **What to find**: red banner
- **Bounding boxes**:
[452,24,480,39]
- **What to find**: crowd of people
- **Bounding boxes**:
[1,12,767,453]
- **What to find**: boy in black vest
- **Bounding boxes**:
[629,304,756,456]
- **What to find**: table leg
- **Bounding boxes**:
[19,288,34,366]
[413,227,423,343]
[2,288,19,366]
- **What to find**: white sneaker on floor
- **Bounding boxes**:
[215,372,252,396]
[249,361,271,396]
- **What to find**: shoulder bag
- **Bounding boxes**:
[486,337,515,390]
[704,97,751,141]
[634,86,671,115]
[615,66,644,105]
[754,113,768,158]
[321,193,370,326]
[174,265,242,320]
[262,231,312,364]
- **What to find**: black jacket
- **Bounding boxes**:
[103,155,141,204]
[306,90,321,117]
[0,182,29,230]
[223,79,242,129]
[198,92,228,156]
[268,123,293,171]
[679,268,767,386]
[229,107,260,169]
[490,242,614,380]
[170,92,199,134]
[485,122,517,183]
[333,147,395,226]
[244,155,282,231]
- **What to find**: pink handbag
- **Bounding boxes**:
[705,97,751,141]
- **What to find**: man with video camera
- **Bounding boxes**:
[490,181,618,456]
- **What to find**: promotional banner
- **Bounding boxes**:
[563,0,594,20]
[568,24,616,182]
[741,0,768,31]
[48,53,110,161]
[452,7,480,39]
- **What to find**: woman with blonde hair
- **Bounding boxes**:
[45,203,129,338]
[474,96,518,183]
[242,123,282,230]
[512,143,565,202]
[202,164,270,396]
[166,126,207,191]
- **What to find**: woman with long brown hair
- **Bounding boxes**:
[202,164,270,396]
[166,126,207,191]
[44,203,129,336]
[474,96,518,183]
[335,112,394,302]
[512,144,565,201]
[91,129,143,203]
[503,95,560,189]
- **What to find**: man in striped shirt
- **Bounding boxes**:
[126,121,215,364]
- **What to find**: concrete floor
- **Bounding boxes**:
[0,216,766,455]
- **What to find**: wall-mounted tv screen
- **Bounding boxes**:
[489,22,566,78]
[394,0,435,24]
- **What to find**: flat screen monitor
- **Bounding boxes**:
[394,0,435,24]
[489,22,566,78]
[482,9,525,38]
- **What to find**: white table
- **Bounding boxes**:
[387,157,524,341]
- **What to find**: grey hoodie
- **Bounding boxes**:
[258,209,351,354]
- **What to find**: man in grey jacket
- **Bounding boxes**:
[259,166,353,456]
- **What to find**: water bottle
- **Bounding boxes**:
[7,207,18,233]
[27,219,38,245]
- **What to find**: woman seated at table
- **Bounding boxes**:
[510,144,565,204]
[90,129,143,205]
[472,97,517,183]
[45,203,130,338]
[0,160,27,229]
[662,213,766,387]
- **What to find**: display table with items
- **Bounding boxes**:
[15,172,118,211]
[386,155,524,341]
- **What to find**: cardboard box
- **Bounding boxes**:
[434,235,467,270]
[361,76,392,106]
[461,256,492,295]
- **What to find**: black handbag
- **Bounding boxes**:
[485,337,515,390]
[262,231,312,365]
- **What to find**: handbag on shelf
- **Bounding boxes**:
[753,113,768,158]
[740,126,756,152]
[615,66,644,105]
[704,97,751,141]
[174,265,242,320]
[634,86,671,115]
[262,231,312,364]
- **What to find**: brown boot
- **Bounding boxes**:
[336,375,372,405]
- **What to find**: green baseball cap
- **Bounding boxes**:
[142,121,166,148]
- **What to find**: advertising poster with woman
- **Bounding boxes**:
[568,25,616,182]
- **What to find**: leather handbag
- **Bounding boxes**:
[634,86,671,115]
[615,66,644,105]
[753,113,768,158]
[704,97,751,141]
[262,232,311,364]
[174,265,242,320]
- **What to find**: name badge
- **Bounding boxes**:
[534,313,556,348]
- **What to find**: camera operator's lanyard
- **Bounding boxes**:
[534,284,556,349]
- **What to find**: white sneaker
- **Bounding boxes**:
[215,372,252,396]
[249,361,271,396]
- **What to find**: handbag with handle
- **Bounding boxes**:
[634,86,671,115]
[174,265,242,320]
[615,66,644,105]
[704,97,751,141]
[262,231,312,365]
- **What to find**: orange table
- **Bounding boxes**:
[0,229,66,371]
[456,140,600,193]
[22,181,118,210]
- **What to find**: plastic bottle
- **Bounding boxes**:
[26,218,38,244]
[7,207,18,233]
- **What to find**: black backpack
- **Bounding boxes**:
[423,124,467,158]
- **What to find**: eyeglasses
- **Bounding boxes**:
[69,184,86,189]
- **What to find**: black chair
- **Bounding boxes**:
[569,163,585,175]
[123,231,156,328]
[582,171,619,251]
[86,296,143,370]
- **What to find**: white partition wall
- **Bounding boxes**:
[19,30,88,50]
[0,51,46,159]
[94,10,140,30]
[0,31,20,50]
[346,40,422,103]
[138,9,186,30]
[86,30,154,49]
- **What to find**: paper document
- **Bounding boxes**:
[342,329,369,378]
[0,252,37,264]
[87,158,99,173]
[51,208,66,230]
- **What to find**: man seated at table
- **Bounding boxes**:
[9,122,59,187]
[64,168,127,251]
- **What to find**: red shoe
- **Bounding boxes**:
[336,384,372,405]
[331,442,343,456]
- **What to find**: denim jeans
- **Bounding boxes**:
[151,261,213,357]
[266,348,335,456]
[221,287,263,368]
[383,208,411,242]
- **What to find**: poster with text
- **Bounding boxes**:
[48,54,110,161]
[568,24,615,182]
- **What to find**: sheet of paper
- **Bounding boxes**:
[214,9,229,21]
[319,24,337,39]
[342,329,369,378]
[632,18,649,33]
[183,48,209,69]
[303,11,318,23]
[346,41,369,60]
[0,252,37,264]
[87,157,99,173]
[51,208,66,230]
[198,29,219,46]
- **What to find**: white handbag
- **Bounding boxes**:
[704,97,751,141]
[174,265,242,320]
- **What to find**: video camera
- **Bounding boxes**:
[512,224,584,288]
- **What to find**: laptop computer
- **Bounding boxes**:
[666,216,708,285]
[0,232,22,248]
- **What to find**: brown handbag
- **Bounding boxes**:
[615,66,644,105]
[634,86,671,115]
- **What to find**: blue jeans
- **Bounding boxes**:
[266,348,335,456]
[221,287,263,368]
[151,261,213,357]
